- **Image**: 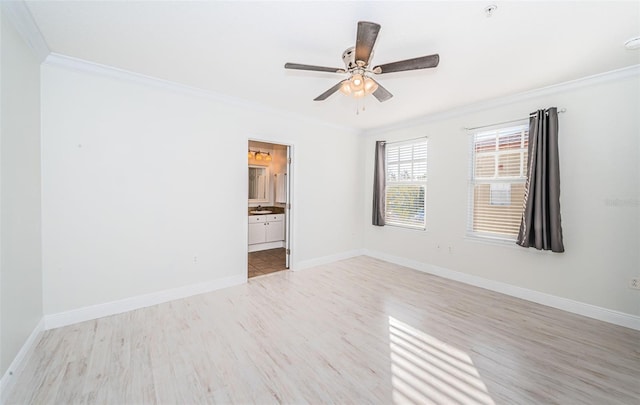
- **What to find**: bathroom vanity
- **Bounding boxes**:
[248,212,285,252]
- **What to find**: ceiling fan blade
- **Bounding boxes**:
[373,54,440,74]
[314,80,347,101]
[372,80,393,102]
[285,63,346,73]
[355,21,381,66]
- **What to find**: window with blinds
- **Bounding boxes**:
[468,124,529,240]
[385,139,427,229]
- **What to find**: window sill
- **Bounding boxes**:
[465,235,561,255]
[385,223,427,231]
[464,234,519,248]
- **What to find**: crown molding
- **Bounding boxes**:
[365,64,640,136]
[5,0,635,136]
[43,53,357,134]
[1,0,50,62]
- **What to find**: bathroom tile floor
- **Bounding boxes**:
[248,247,287,278]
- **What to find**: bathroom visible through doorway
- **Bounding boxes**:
[247,140,291,278]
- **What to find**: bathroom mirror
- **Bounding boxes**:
[248,165,269,202]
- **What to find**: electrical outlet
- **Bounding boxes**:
[630,278,640,290]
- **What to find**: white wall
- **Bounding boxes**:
[362,71,640,317]
[0,9,43,375]
[41,63,363,314]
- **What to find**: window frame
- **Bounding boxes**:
[384,138,428,230]
[467,122,529,242]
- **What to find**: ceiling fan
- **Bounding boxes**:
[284,21,439,102]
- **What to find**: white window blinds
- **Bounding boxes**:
[385,139,427,229]
[468,124,528,240]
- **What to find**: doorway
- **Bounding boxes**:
[247,140,291,278]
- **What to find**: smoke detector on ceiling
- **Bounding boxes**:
[485,5,498,17]
[624,37,640,50]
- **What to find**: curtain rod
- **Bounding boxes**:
[464,108,566,131]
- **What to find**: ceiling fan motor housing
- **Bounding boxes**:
[342,47,361,70]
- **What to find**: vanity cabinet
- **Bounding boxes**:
[248,214,284,245]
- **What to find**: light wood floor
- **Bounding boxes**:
[8,256,640,404]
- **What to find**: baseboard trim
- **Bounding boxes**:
[43,248,367,329]
[0,318,45,404]
[43,274,246,330]
[294,249,365,271]
[248,241,285,252]
[362,249,640,331]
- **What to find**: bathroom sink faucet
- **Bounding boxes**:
[257,205,262,211]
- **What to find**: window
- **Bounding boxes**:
[468,124,528,240]
[385,139,427,229]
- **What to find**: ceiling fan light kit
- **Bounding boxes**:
[285,21,439,103]
[339,73,378,98]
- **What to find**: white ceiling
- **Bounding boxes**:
[25,1,640,131]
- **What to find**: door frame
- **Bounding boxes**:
[247,138,294,271]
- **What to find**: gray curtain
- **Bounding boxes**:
[517,107,564,252]
[372,141,386,226]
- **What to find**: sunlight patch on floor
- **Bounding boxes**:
[388,316,495,405]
